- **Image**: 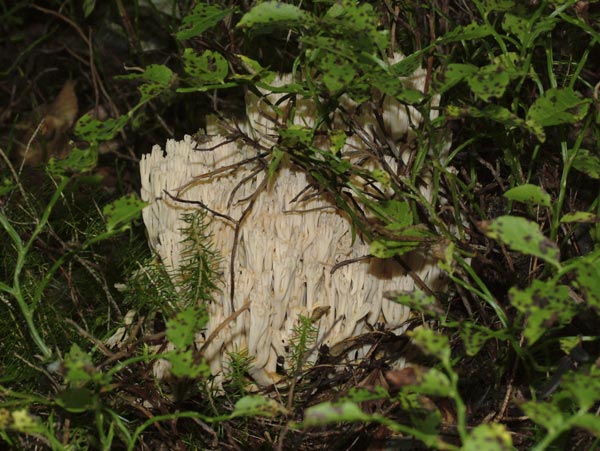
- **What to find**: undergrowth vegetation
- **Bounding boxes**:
[1,0,600,449]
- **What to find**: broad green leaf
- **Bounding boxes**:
[303,401,369,426]
[166,349,209,378]
[344,387,389,403]
[527,88,591,127]
[64,344,94,385]
[478,0,515,16]
[467,64,510,102]
[482,215,560,268]
[103,194,147,232]
[380,200,413,229]
[183,49,228,84]
[176,3,232,40]
[82,0,96,18]
[560,211,599,223]
[279,125,313,147]
[459,322,511,357]
[408,328,450,363]
[463,423,513,451]
[387,290,444,319]
[117,64,175,99]
[504,184,551,207]
[440,22,493,43]
[237,1,313,34]
[437,64,478,93]
[571,413,600,437]
[502,13,528,44]
[166,306,207,348]
[231,395,284,418]
[47,147,97,176]
[410,367,453,397]
[370,236,421,258]
[55,387,96,413]
[521,401,565,432]
[509,281,575,344]
[574,251,600,309]
[75,114,129,143]
[320,54,356,93]
[572,149,600,179]
[562,368,600,411]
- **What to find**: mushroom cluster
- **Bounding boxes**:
[140,54,448,386]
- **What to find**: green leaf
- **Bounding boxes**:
[166,306,207,348]
[387,290,444,319]
[408,328,450,364]
[463,423,513,451]
[460,322,511,357]
[116,64,175,99]
[527,88,591,127]
[509,281,575,344]
[370,236,421,258]
[166,349,209,378]
[64,344,94,385]
[55,387,97,413]
[0,178,14,196]
[344,386,389,403]
[573,250,600,309]
[82,0,96,18]
[478,0,515,16]
[562,368,600,411]
[380,200,413,229]
[504,184,551,207]
[176,3,233,40]
[482,215,560,268]
[437,64,478,93]
[75,114,129,143]
[502,13,528,44]
[303,401,369,426]
[521,401,565,433]
[440,22,493,43]
[237,1,313,34]
[103,194,147,233]
[560,211,599,223]
[467,63,510,102]
[183,49,228,85]
[410,367,453,397]
[231,395,284,418]
[320,54,356,93]
[571,413,600,437]
[47,147,98,176]
[572,149,600,179]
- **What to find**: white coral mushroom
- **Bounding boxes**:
[140,53,449,385]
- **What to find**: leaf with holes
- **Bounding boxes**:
[409,328,450,364]
[463,423,513,451]
[166,306,207,348]
[504,184,551,207]
[509,281,575,344]
[237,1,314,34]
[177,3,233,40]
[183,49,228,85]
[467,63,510,102]
[482,215,560,268]
[573,250,600,310]
[103,194,147,232]
[572,149,600,179]
[527,88,591,128]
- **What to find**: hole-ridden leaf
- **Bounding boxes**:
[47,147,98,176]
[165,349,209,378]
[64,344,95,385]
[502,13,529,44]
[504,184,551,207]
[302,401,369,426]
[459,322,511,357]
[166,306,208,348]
[482,215,560,268]
[231,395,286,418]
[521,401,566,433]
[408,328,451,364]
[561,368,600,411]
[237,1,314,35]
[411,367,453,397]
[463,423,513,451]
[467,63,511,102]
[437,63,478,93]
[527,87,591,128]
[320,53,356,93]
[440,22,493,43]
[560,211,599,223]
[103,194,147,233]
[75,114,129,143]
[509,281,575,344]
[572,149,600,179]
[176,3,233,40]
[116,64,175,100]
[183,49,228,85]
[386,290,444,319]
[445,104,545,141]
[573,250,600,310]
[477,0,515,16]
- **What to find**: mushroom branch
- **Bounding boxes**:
[139,54,450,386]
